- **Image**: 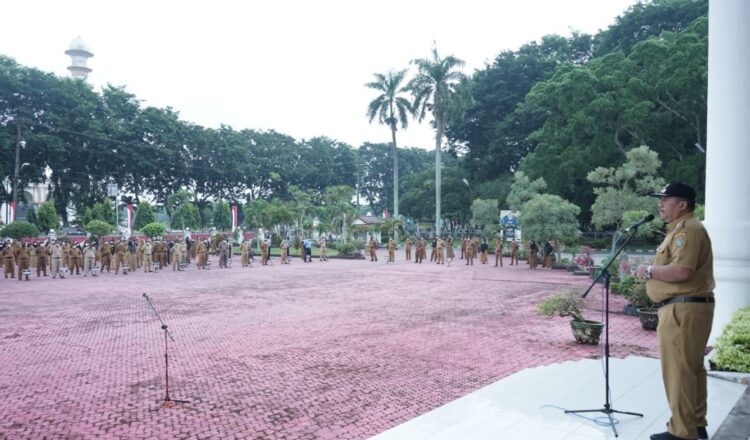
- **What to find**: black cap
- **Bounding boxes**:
[650,181,696,201]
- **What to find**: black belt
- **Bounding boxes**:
[657,297,715,308]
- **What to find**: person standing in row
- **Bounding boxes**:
[50,241,63,278]
[36,243,48,277]
[16,243,30,281]
[142,240,153,273]
[465,238,475,266]
[460,237,467,260]
[635,182,714,440]
[99,241,112,273]
[2,241,14,279]
[528,240,539,269]
[114,239,127,275]
[195,240,206,269]
[510,241,519,266]
[319,238,328,262]
[405,238,412,261]
[446,237,455,261]
[387,238,396,263]
[260,239,269,265]
[83,242,97,276]
[430,238,437,262]
[368,236,378,262]
[479,239,489,264]
[436,237,445,264]
[494,238,504,267]
[127,239,137,272]
[240,239,250,267]
[69,244,82,275]
[280,238,289,264]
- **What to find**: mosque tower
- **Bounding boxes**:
[65,37,93,79]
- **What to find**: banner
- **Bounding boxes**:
[10,201,16,222]
[231,205,238,231]
[127,204,134,232]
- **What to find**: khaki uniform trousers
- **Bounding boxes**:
[495,252,503,267]
[83,256,95,276]
[143,255,153,272]
[658,302,714,439]
[50,257,62,277]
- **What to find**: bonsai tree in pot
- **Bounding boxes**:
[623,280,658,330]
[538,288,604,345]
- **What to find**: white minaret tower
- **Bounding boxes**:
[65,37,93,79]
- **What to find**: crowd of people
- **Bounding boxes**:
[0,235,333,281]
[1,232,561,282]
[366,235,558,269]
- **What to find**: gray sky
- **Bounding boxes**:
[2,0,637,149]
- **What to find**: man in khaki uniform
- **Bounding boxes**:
[114,239,127,274]
[319,238,328,262]
[436,238,445,264]
[260,239,269,265]
[240,239,250,267]
[36,243,48,277]
[510,241,519,265]
[69,244,82,275]
[280,238,289,264]
[636,182,714,440]
[494,238,504,267]
[387,238,396,262]
[446,237,455,261]
[16,243,31,281]
[83,242,97,277]
[460,238,467,259]
[368,237,378,262]
[142,240,153,273]
[99,241,112,273]
[195,240,206,269]
[465,238,475,266]
[404,238,412,261]
[50,241,64,278]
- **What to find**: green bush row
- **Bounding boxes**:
[712,307,750,373]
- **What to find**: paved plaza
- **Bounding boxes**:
[0,251,660,439]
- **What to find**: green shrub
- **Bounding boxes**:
[85,219,114,238]
[335,241,357,255]
[613,277,637,296]
[140,222,166,238]
[712,307,750,373]
[0,221,40,239]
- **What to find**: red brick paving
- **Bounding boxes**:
[0,252,658,439]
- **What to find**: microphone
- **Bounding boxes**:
[625,214,655,232]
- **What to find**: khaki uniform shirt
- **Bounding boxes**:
[647,212,715,303]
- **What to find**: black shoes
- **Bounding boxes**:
[650,427,708,440]
[650,432,694,440]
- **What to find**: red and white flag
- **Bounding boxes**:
[127,204,134,232]
[231,205,238,231]
[9,201,16,221]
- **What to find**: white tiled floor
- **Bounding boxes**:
[370,356,747,440]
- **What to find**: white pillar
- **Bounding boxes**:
[705,0,750,344]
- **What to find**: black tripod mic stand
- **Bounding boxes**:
[143,293,190,408]
[565,226,644,437]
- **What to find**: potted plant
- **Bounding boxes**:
[538,289,605,345]
[623,280,658,330]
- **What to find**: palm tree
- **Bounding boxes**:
[366,69,412,239]
[408,44,467,235]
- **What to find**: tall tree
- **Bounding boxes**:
[408,44,468,235]
[366,69,412,235]
[133,201,155,230]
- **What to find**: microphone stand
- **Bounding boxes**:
[143,293,190,408]
[565,225,643,437]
